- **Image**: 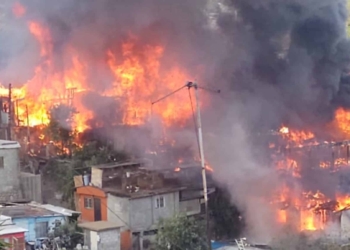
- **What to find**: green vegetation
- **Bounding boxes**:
[43,104,129,209]
[155,214,208,250]
[0,239,11,250]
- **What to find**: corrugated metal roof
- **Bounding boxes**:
[92,160,144,169]
[0,202,79,218]
[32,204,80,216]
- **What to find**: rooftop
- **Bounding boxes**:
[0,140,20,149]
[0,202,80,218]
[92,159,147,169]
[78,221,123,232]
[0,225,27,235]
[103,186,187,199]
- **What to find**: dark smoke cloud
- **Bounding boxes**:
[210,0,350,131]
[3,0,348,131]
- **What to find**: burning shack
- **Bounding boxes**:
[268,123,350,235]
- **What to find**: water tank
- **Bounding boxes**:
[83,174,90,186]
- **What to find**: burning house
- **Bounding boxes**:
[266,120,350,236]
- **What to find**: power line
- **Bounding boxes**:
[151,85,187,106]
[151,81,220,250]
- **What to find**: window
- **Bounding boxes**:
[35,221,48,238]
[155,196,165,208]
[84,197,93,209]
[0,157,4,169]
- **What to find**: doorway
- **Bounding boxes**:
[93,198,102,221]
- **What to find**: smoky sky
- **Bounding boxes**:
[1,0,350,132]
[208,0,350,132]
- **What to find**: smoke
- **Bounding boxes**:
[1,0,350,243]
[212,0,350,130]
[204,0,350,242]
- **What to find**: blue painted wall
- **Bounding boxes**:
[12,215,68,242]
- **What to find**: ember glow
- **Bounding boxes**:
[279,126,315,147]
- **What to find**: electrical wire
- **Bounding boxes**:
[151,85,187,105]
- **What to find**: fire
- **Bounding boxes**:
[277,209,287,224]
[279,126,289,134]
[2,19,197,133]
[275,157,300,178]
[205,164,214,172]
[106,40,192,126]
[279,125,315,146]
[12,2,26,18]
[301,211,317,231]
[336,194,350,210]
[334,107,350,136]
[273,126,349,232]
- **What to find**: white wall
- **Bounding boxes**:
[90,231,98,250]
[129,192,179,231]
[0,147,19,191]
[108,191,202,233]
[107,194,130,230]
[341,210,350,241]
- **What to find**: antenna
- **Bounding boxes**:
[152,81,220,250]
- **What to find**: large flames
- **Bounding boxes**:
[3,3,195,134]
[274,114,350,232]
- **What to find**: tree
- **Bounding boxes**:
[155,214,208,250]
[209,186,244,240]
[52,221,83,249]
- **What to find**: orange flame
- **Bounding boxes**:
[334,107,350,136]
[279,126,315,146]
[4,20,198,133]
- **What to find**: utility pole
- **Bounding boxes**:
[187,82,211,250]
[152,82,219,250]
[26,105,30,142]
[7,83,12,140]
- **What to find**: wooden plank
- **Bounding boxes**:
[74,175,83,188]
